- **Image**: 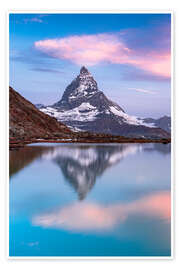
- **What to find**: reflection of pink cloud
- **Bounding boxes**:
[33,203,125,230]
[33,191,171,231]
[34,33,170,78]
[126,191,171,220]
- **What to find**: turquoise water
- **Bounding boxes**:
[9,143,171,257]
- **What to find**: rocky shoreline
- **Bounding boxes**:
[9,135,171,150]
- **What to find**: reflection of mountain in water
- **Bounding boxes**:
[143,143,171,154]
[42,143,171,200]
[10,143,171,200]
[9,146,52,177]
[44,144,140,200]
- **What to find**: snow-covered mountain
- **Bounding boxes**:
[35,103,46,109]
[142,116,171,133]
[40,67,170,138]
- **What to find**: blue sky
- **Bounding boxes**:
[9,13,171,118]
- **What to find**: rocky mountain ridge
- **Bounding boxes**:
[40,66,170,139]
[142,116,171,133]
[9,86,71,140]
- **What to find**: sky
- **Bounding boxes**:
[9,13,171,118]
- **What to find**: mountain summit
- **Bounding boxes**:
[53,66,104,110]
[80,66,91,74]
[41,67,170,138]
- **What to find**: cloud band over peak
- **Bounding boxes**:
[34,31,170,79]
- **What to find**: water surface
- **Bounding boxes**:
[9,143,171,257]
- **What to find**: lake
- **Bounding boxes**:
[9,143,171,257]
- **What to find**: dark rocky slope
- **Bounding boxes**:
[9,86,71,140]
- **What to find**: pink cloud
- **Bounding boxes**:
[34,33,170,78]
[131,52,171,78]
[33,191,171,231]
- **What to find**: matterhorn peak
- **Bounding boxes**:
[80,66,90,75]
[40,67,170,139]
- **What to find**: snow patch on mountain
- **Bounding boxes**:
[141,121,156,128]
[69,85,97,100]
[41,102,155,129]
[41,102,99,122]
[109,106,155,127]
[78,102,96,110]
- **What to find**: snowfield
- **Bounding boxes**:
[41,102,155,129]
[41,102,99,122]
[109,106,155,127]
